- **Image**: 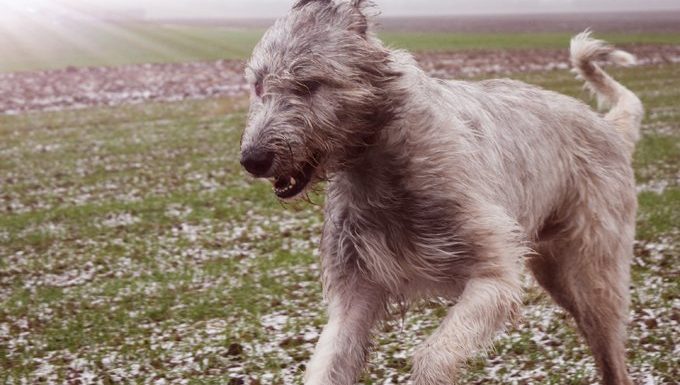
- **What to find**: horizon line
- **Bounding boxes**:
[143,8,680,21]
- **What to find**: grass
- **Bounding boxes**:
[0,61,678,383]
[383,31,680,52]
[0,23,263,72]
[2,21,680,72]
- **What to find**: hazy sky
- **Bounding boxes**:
[5,0,680,19]
[85,0,680,18]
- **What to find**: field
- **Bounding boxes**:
[0,23,261,73]
[1,15,679,385]
[2,13,680,72]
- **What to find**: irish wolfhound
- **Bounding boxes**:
[239,1,643,384]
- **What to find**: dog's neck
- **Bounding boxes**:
[329,48,441,194]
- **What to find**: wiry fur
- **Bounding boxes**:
[570,30,644,150]
[240,1,642,384]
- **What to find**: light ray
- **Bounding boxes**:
[0,0,192,72]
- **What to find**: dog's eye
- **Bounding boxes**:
[254,80,263,98]
[297,80,321,96]
[305,81,321,94]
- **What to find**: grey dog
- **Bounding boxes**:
[239,1,643,384]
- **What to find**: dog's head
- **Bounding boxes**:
[240,0,402,200]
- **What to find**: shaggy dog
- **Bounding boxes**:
[239,1,643,384]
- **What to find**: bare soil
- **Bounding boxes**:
[1,44,679,115]
[0,60,246,115]
[416,44,680,78]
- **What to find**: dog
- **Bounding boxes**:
[239,1,643,384]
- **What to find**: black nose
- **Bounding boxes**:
[240,148,274,176]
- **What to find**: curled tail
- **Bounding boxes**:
[570,30,643,151]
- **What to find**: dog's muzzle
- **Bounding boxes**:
[240,148,275,177]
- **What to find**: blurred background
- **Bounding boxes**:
[1,1,678,384]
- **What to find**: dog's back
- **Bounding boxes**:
[387,49,639,239]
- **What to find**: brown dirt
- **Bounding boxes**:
[1,44,679,115]
[415,44,680,78]
[0,60,246,115]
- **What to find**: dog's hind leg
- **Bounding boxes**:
[529,206,635,385]
[411,207,525,385]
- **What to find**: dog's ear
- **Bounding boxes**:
[293,0,371,37]
[348,0,370,36]
[293,0,331,10]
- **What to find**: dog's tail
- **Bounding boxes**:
[570,30,643,149]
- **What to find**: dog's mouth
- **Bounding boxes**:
[271,161,316,199]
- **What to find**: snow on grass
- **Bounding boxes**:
[0,63,678,385]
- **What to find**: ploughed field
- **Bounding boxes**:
[0,21,678,385]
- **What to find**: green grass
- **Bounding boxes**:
[0,23,263,72]
[383,31,680,52]
[2,21,680,72]
[0,61,678,383]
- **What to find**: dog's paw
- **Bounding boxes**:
[411,346,462,385]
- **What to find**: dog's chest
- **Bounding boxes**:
[323,177,471,291]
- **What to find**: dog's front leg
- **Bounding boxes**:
[411,208,525,384]
[411,275,522,384]
[304,280,386,385]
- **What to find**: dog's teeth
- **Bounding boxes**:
[274,175,302,196]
